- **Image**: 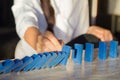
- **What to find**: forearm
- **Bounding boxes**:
[24,26,41,50]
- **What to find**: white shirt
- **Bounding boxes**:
[12,0,89,59]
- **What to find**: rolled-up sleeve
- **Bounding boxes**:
[11,0,40,39]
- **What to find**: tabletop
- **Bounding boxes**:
[1,53,120,80]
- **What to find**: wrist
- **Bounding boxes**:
[24,26,41,50]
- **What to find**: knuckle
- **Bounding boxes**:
[43,39,51,46]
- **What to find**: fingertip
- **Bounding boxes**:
[110,34,113,41]
[101,38,105,42]
[57,40,64,51]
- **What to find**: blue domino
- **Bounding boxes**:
[72,44,83,64]
[47,52,61,68]
[84,43,94,62]
[109,40,118,58]
[48,51,67,67]
[34,54,46,69]
[60,45,71,65]
[44,52,57,68]
[51,52,66,67]
[4,59,23,73]
[13,56,33,72]
[0,59,14,74]
[98,42,107,60]
[41,52,52,68]
[11,59,23,71]
[0,63,3,73]
[29,54,42,70]
[23,54,41,71]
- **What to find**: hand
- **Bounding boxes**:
[87,26,113,42]
[36,31,64,53]
[24,27,63,53]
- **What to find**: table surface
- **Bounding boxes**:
[1,49,120,80]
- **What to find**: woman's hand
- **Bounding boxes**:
[24,27,63,54]
[87,26,113,42]
[36,31,63,53]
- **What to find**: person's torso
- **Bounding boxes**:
[35,0,89,43]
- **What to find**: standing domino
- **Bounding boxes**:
[72,44,83,64]
[109,40,118,58]
[60,45,71,65]
[85,43,94,62]
[98,42,107,60]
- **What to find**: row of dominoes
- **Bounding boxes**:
[0,40,119,74]
[72,40,119,64]
[0,46,71,74]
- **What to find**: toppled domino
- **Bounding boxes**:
[13,56,33,72]
[60,45,71,65]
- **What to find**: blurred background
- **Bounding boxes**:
[0,0,19,60]
[0,0,120,60]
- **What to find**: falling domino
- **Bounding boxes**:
[13,56,33,72]
[41,52,52,68]
[45,52,57,68]
[34,54,46,69]
[51,52,66,67]
[47,52,62,68]
[109,40,118,58]
[0,59,14,74]
[84,43,94,62]
[72,44,83,64]
[48,51,67,67]
[60,45,71,65]
[23,54,41,72]
[4,59,23,73]
[98,42,107,60]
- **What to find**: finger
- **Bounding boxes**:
[41,37,57,52]
[36,36,43,53]
[58,40,64,51]
[41,46,51,52]
[98,32,105,41]
[104,31,109,42]
[87,26,113,42]
[87,29,104,40]
[44,31,62,50]
[93,26,113,41]
[108,31,113,41]
[109,33,113,41]
[36,42,42,53]
[104,31,113,42]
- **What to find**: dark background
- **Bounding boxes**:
[0,0,19,60]
[0,0,120,60]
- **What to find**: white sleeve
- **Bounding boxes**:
[11,0,41,39]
